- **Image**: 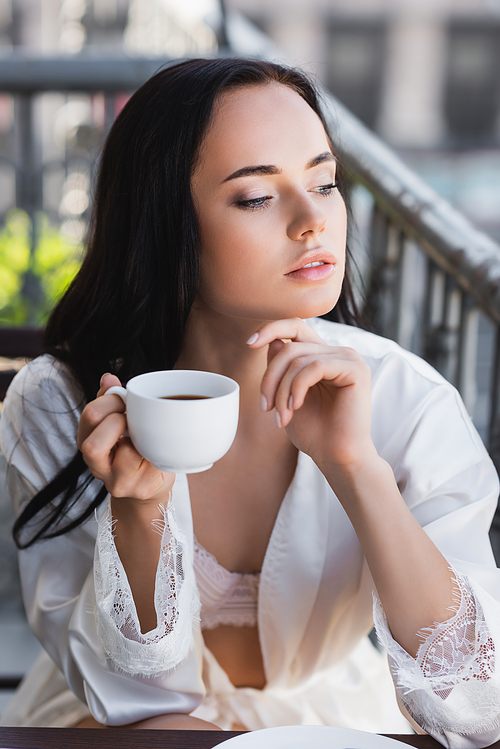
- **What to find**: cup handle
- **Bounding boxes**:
[104,385,127,405]
[104,385,129,437]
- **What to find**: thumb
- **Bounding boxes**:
[97,372,122,397]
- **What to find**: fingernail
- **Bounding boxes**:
[260,394,268,412]
[246,332,259,345]
[100,373,111,387]
[275,410,282,429]
[288,395,293,411]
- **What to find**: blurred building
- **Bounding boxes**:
[231,0,500,243]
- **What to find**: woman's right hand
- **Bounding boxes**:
[79,374,175,634]
[77,373,175,504]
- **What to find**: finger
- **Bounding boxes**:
[274,355,324,427]
[275,351,370,428]
[78,390,126,446]
[110,446,174,500]
[277,357,340,427]
[108,443,175,500]
[261,342,331,411]
[80,411,128,476]
[105,439,148,497]
[267,339,285,366]
[247,318,325,349]
[284,356,371,426]
[96,372,122,398]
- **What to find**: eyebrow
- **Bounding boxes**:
[221,151,335,184]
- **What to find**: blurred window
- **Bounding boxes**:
[444,21,500,145]
[326,18,387,130]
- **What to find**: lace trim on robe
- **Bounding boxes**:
[193,536,259,630]
[94,497,200,677]
[373,568,500,737]
[416,571,495,695]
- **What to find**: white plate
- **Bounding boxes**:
[217,726,409,749]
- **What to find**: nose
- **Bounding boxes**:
[286,192,327,241]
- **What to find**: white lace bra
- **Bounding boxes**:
[193,535,260,630]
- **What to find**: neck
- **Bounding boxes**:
[175,302,270,421]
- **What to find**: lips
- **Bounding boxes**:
[285,249,337,275]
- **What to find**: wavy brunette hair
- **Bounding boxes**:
[13,57,362,548]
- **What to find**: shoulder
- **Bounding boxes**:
[307,318,488,468]
[1,355,85,437]
[4,353,84,410]
[307,318,446,388]
[0,354,84,465]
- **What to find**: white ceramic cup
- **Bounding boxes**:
[106,370,240,474]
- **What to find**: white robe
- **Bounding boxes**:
[1,318,500,748]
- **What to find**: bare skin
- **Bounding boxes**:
[77,83,456,728]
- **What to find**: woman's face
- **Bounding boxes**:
[191,82,347,324]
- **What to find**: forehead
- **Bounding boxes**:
[194,83,331,180]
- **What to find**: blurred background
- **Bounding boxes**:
[1,0,500,720]
[241,0,500,242]
[0,0,499,327]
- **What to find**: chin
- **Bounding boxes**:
[286,293,341,321]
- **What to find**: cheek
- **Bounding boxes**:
[198,212,273,289]
[197,235,254,314]
[198,252,275,316]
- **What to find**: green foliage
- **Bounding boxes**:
[0,210,83,327]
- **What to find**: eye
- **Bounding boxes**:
[312,182,339,196]
[236,195,273,210]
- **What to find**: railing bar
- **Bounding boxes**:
[364,204,388,333]
[444,278,462,387]
[104,93,115,134]
[217,0,230,50]
[381,222,402,341]
[405,243,428,358]
[430,265,446,328]
[395,234,418,351]
[488,325,500,457]
[456,294,479,415]
[369,203,388,266]
[422,257,436,344]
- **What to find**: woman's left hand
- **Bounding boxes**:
[248,318,377,470]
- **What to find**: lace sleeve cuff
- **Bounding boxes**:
[93,497,200,677]
[373,569,500,740]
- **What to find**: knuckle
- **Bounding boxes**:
[355,358,370,375]
[310,357,323,372]
[82,401,103,428]
[85,464,104,482]
[289,357,303,372]
[340,346,357,357]
[81,436,102,463]
[293,353,312,369]
[109,477,127,498]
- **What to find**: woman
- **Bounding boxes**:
[1,58,500,746]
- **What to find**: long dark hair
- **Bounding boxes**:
[13,57,363,548]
